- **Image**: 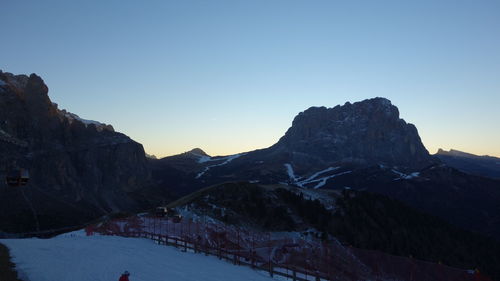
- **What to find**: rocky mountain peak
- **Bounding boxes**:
[188,148,209,157]
[0,71,30,91]
[275,97,433,169]
[0,70,152,233]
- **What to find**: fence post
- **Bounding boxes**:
[218,225,222,259]
[194,221,198,254]
[186,220,191,251]
[268,232,273,277]
[236,228,240,265]
[251,233,255,268]
[165,218,170,246]
[153,216,156,241]
[204,222,208,256]
[162,217,166,245]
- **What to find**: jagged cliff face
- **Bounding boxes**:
[0,71,152,233]
[274,98,433,169]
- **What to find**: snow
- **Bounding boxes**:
[65,112,103,127]
[56,109,110,131]
[310,171,352,189]
[195,154,212,163]
[391,169,405,178]
[284,164,299,182]
[0,79,6,86]
[392,169,420,180]
[196,153,245,178]
[1,234,286,281]
[404,172,420,179]
[296,167,339,187]
[284,165,351,189]
[196,153,245,164]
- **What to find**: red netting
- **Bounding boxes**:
[86,215,492,281]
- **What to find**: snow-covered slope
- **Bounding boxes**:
[1,232,285,281]
[196,153,245,178]
[55,105,114,132]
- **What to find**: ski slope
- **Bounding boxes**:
[1,231,286,281]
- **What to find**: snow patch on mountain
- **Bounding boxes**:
[196,153,245,178]
[285,165,351,189]
[392,169,420,180]
[296,167,340,187]
[194,153,212,163]
[284,163,300,182]
[53,105,114,132]
[311,171,352,189]
[196,153,243,164]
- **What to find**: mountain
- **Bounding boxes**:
[436,149,500,179]
[0,71,169,233]
[155,98,436,188]
[152,98,500,240]
[273,97,434,169]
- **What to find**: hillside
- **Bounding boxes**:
[169,182,500,280]
[151,99,500,241]
[436,149,500,179]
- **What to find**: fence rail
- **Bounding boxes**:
[85,215,491,281]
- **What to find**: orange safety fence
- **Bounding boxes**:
[85,215,492,281]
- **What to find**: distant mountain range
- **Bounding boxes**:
[153,97,436,192]
[152,98,500,240]
[435,149,500,179]
[3,70,500,279]
[2,70,500,244]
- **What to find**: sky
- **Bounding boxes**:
[1,0,499,158]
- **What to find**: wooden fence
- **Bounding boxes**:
[86,215,491,281]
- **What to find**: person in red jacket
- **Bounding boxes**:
[119,271,130,281]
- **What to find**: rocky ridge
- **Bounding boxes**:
[273,97,434,169]
[0,71,156,233]
[436,149,500,179]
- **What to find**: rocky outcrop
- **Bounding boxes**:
[274,97,434,170]
[0,71,153,233]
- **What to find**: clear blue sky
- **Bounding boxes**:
[2,0,499,157]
